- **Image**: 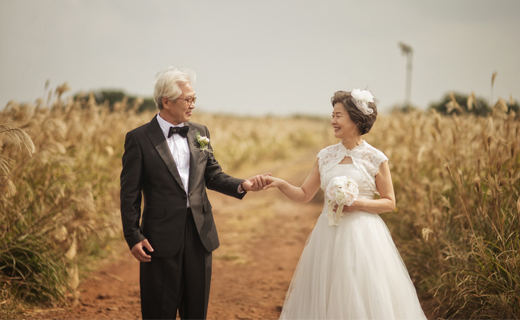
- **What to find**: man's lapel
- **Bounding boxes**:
[145,117,185,192]
[186,124,200,191]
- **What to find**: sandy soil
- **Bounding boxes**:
[19,150,433,319]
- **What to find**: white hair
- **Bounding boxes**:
[153,67,196,110]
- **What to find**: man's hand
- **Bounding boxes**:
[241,174,272,192]
[131,239,154,262]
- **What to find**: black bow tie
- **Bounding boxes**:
[168,126,189,138]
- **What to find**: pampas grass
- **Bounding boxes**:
[1,84,518,318]
[365,106,520,319]
[0,88,333,314]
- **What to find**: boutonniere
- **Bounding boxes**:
[196,132,212,153]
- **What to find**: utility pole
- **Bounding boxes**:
[399,42,413,107]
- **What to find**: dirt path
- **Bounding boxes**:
[21,149,434,319]
[22,150,323,320]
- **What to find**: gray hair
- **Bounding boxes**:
[154,67,196,110]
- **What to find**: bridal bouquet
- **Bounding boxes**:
[325,176,359,226]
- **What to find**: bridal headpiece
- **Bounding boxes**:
[351,89,374,115]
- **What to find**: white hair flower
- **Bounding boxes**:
[351,89,375,115]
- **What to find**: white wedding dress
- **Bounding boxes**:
[279,141,427,320]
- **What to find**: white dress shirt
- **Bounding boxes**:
[156,114,191,207]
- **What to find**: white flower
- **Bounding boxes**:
[351,89,375,115]
[326,176,359,226]
[351,89,374,103]
[196,133,212,153]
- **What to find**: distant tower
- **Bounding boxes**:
[399,42,413,106]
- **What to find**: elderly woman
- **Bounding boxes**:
[264,90,427,319]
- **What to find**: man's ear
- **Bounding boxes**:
[162,97,170,109]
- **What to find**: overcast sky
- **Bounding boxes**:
[1,0,519,116]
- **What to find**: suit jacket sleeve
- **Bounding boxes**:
[202,127,246,199]
[120,131,146,250]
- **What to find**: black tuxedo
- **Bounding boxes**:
[120,116,245,319]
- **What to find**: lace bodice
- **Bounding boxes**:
[317,141,388,195]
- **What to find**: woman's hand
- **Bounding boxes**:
[334,199,365,213]
[263,176,286,190]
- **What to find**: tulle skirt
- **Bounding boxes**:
[279,210,427,320]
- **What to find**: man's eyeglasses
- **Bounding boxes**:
[177,96,196,104]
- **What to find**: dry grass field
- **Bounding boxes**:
[1,89,519,319]
[371,109,520,319]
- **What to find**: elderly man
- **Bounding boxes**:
[120,67,266,319]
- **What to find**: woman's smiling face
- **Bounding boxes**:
[331,102,360,139]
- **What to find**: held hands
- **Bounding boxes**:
[131,239,154,262]
[262,175,285,190]
[240,174,287,192]
[241,174,272,192]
